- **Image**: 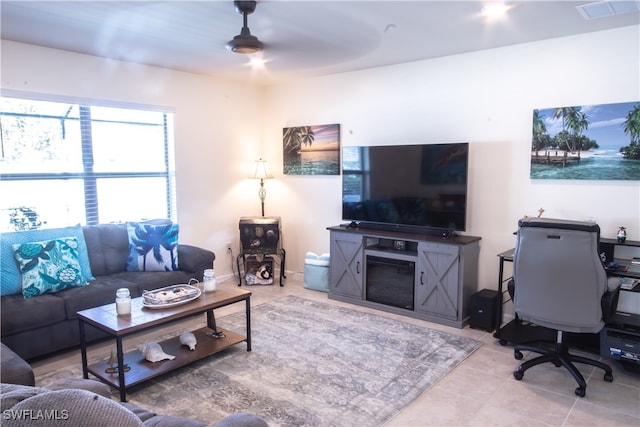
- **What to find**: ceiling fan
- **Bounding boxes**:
[226,0,264,54]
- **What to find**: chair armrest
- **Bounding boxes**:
[1,342,34,386]
[178,245,215,281]
[601,277,621,323]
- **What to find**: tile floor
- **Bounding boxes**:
[31,278,640,427]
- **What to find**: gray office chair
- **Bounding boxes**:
[512,217,619,397]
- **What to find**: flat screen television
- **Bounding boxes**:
[342,142,469,236]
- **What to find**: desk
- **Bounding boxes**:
[493,241,639,356]
[494,248,514,341]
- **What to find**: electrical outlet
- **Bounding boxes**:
[225,242,232,253]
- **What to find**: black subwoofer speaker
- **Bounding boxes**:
[470,289,499,332]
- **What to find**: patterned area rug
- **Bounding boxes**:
[40,296,482,426]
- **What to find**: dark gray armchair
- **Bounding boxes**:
[512,217,620,397]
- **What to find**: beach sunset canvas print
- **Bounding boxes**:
[283,124,340,175]
[530,101,640,180]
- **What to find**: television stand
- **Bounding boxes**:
[327,225,481,328]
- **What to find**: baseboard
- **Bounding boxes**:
[216,270,300,284]
[288,271,304,281]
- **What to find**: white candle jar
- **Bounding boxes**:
[203,269,216,292]
[115,288,131,315]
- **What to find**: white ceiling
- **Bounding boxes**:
[1,1,639,86]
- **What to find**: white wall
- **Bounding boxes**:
[1,40,264,277]
[263,25,640,290]
[2,25,639,290]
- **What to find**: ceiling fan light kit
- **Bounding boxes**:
[226,0,264,54]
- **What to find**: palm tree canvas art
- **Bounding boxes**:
[282,124,340,175]
[530,101,640,180]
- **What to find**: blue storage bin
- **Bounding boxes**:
[304,252,330,292]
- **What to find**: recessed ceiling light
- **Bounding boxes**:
[481,2,512,19]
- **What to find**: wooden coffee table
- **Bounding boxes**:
[77,287,251,401]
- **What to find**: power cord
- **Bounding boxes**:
[228,247,240,283]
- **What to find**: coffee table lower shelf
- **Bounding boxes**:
[88,327,245,391]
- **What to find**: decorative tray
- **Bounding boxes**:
[141,284,201,309]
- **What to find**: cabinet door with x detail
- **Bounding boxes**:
[329,231,364,299]
[415,242,460,320]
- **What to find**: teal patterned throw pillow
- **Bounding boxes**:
[13,237,88,298]
[126,221,179,272]
[1,225,95,296]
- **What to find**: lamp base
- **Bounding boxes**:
[258,179,266,216]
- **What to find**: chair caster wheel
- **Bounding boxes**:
[575,387,586,397]
[499,339,507,346]
[514,350,523,360]
[513,370,524,381]
[604,373,613,382]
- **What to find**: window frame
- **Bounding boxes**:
[0,93,176,228]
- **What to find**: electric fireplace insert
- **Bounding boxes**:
[366,255,415,310]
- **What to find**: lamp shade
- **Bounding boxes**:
[253,158,273,180]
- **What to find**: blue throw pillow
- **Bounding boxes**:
[1,225,95,296]
[13,237,89,298]
[126,221,179,272]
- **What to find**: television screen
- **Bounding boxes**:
[342,143,469,233]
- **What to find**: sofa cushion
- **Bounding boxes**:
[213,413,269,427]
[82,225,107,277]
[0,383,48,412]
[120,403,158,423]
[1,293,66,335]
[176,245,215,275]
[140,414,209,426]
[43,378,111,398]
[1,225,95,297]
[110,271,197,295]
[122,403,227,427]
[13,237,89,299]
[55,278,139,320]
[86,224,131,276]
[126,221,180,272]
[5,388,144,427]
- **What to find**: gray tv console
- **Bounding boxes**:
[327,225,481,328]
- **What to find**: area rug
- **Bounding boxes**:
[39,296,482,426]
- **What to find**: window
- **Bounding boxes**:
[0,96,176,232]
[342,146,369,202]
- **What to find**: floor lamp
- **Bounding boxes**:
[252,158,273,217]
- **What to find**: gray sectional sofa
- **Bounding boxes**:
[1,223,215,361]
